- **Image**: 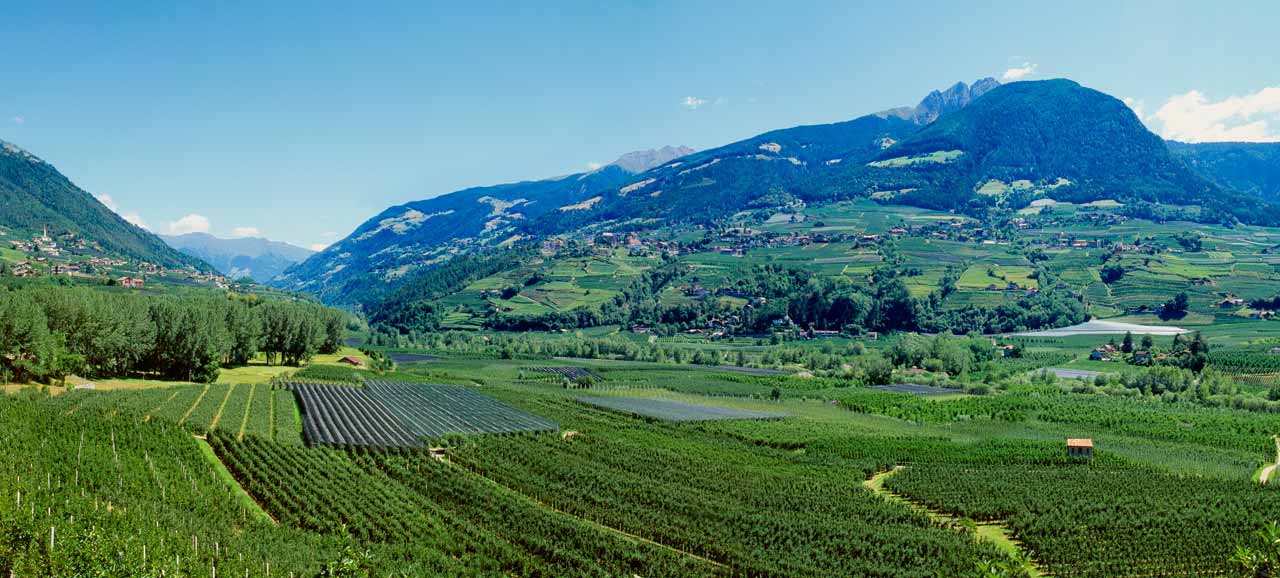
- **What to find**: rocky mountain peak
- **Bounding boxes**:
[609,145,696,173]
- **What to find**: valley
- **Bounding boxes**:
[6,67,1280,577]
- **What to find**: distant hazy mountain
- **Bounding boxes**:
[0,139,209,269]
[162,232,313,282]
[608,146,696,173]
[1169,141,1280,202]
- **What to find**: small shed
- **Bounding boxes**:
[1066,438,1094,459]
[337,355,365,367]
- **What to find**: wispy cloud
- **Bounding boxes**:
[166,214,211,235]
[230,226,260,238]
[1148,86,1280,142]
[95,193,150,229]
[9,116,23,125]
[1001,62,1038,82]
[681,96,707,110]
[308,242,329,252]
[586,161,603,171]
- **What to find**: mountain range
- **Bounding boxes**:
[161,232,313,282]
[0,140,206,270]
[275,77,1280,305]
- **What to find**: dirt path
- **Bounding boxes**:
[1259,436,1280,485]
[237,384,256,441]
[445,456,725,570]
[207,384,237,431]
[864,467,1044,576]
[178,385,210,425]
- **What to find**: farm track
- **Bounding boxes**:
[178,385,210,425]
[237,384,257,441]
[207,383,237,431]
[446,454,726,571]
[864,467,1045,577]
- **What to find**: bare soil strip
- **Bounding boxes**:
[208,384,237,431]
[178,385,210,425]
[237,384,257,441]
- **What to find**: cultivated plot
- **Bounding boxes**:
[365,380,558,437]
[578,396,788,422]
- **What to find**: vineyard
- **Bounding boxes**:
[1210,350,1280,375]
[886,462,1280,577]
[578,396,788,421]
[524,366,604,381]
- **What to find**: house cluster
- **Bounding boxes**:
[9,225,63,256]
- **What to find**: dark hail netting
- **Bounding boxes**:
[364,381,558,437]
[283,381,558,447]
[285,382,421,448]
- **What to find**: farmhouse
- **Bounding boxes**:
[1219,297,1245,309]
[1066,438,1093,458]
[116,276,144,289]
[337,355,365,367]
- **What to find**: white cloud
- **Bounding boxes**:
[1122,97,1147,122]
[586,161,603,171]
[682,96,707,110]
[230,226,260,238]
[94,193,118,211]
[95,193,150,229]
[1149,86,1280,142]
[121,212,149,229]
[10,116,23,125]
[166,214,211,235]
[713,97,727,106]
[308,242,329,252]
[1001,62,1038,82]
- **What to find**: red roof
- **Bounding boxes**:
[338,355,363,365]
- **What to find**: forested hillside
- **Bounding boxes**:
[0,140,208,269]
[279,78,1280,308]
[1170,140,1280,201]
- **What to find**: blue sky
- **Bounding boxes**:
[3,1,1278,249]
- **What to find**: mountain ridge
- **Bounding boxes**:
[161,232,313,282]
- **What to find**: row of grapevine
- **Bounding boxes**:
[211,432,719,576]
[523,366,604,381]
[1211,351,1280,375]
[0,392,330,576]
[887,462,1280,577]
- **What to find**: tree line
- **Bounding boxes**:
[0,285,346,384]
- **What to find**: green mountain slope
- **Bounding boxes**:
[1169,141,1280,202]
[863,80,1274,224]
[0,140,209,269]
